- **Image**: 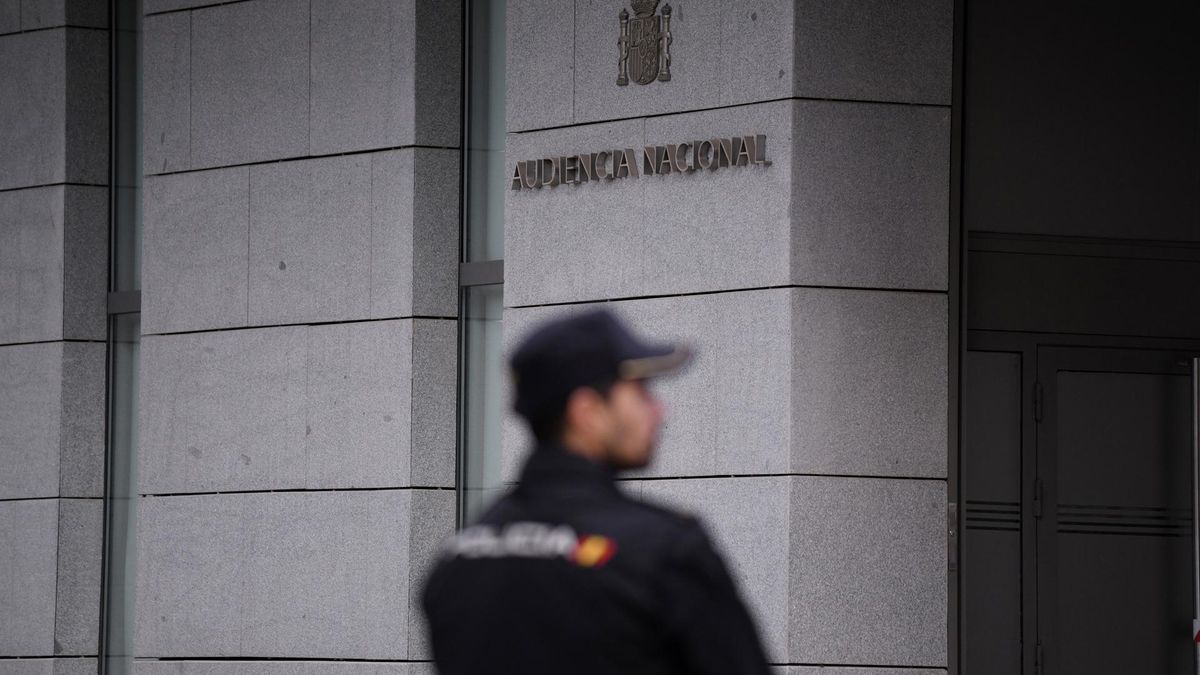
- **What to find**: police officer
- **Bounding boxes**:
[422,309,771,674]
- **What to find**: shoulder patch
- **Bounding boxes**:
[448,522,618,568]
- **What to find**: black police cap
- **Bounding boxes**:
[510,309,691,422]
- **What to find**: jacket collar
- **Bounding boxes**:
[515,443,621,498]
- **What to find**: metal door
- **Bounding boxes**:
[1037,348,1196,674]
[964,347,1200,674]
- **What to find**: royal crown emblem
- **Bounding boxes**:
[617,0,672,86]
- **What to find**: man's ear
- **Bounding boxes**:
[562,387,605,434]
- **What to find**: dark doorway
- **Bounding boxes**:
[959,1,1200,673]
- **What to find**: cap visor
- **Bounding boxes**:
[617,345,692,380]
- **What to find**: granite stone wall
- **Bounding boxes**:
[503,0,952,670]
[0,1,109,672]
[132,0,459,672]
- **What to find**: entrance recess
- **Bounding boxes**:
[964,345,1200,674]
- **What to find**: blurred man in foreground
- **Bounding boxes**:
[423,309,770,674]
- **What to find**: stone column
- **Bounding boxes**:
[503,0,952,670]
[135,0,460,671]
[0,2,109,672]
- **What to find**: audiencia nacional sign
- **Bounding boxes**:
[511,134,769,191]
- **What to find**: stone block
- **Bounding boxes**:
[412,0,461,147]
[64,28,108,185]
[410,320,457,487]
[135,491,414,658]
[135,663,435,675]
[0,186,64,345]
[0,1,19,33]
[368,150,417,318]
[500,289,794,481]
[310,0,412,154]
[138,326,307,495]
[791,289,947,478]
[144,0,225,13]
[791,101,949,291]
[53,499,102,654]
[0,343,61,500]
[20,0,108,29]
[0,659,97,675]
[61,186,106,341]
[794,0,953,105]
[58,341,105,497]
[572,0,795,126]
[0,185,105,344]
[309,0,456,153]
[304,320,413,489]
[142,167,249,334]
[190,0,308,168]
[409,149,460,317]
[0,500,57,655]
[248,155,372,325]
[0,30,65,189]
[505,101,791,306]
[789,476,946,666]
[640,476,792,662]
[143,10,191,174]
[408,489,455,659]
[777,662,945,667]
[777,669,944,675]
[506,0,572,131]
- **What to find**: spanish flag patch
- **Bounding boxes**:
[569,534,618,568]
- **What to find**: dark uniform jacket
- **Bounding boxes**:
[422,445,771,675]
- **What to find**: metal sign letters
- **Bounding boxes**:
[617,0,672,86]
[510,135,769,191]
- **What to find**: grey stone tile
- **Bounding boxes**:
[407,489,455,659]
[58,341,104,497]
[413,0,461,147]
[0,660,97,675]
[573,0,795,126]
[0,500,57,655]
[144,0,227,12]
[135,491,413,658]
[790,289,947,478]
[248,155,372,326]
[409,149,460,317]
[410,319,457,488]
[138,326,307,495]
[143,11,191,174]
[304,320,413,489]
[789,476,947,666]
[640,476,792,663]
[504,101,792,306]
[248,156,369,324]
[135,663,435,675]
[20,0,108,29]
[142,167,249,334]
[791,101,949,291]
[368,149,459,320]
[0,31,65,189]
[64,28,108,185]
[309,0,413,154]
[190,0,308,168]
[778,669,945,675]
[50,660,98,675]
[794,0,953,105]
[777,662,945,667]
[0,186,64,345]
[53,499,102,654]
[0,343,61,500]
[506,0,572,131]
[505,290,794,478]
[61,186,107,341]
[0,1,19,33]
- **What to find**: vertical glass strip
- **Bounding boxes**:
[458,0,507,525]
[101,1,142,672]
[464,0,506,263]
[461,284,506,522]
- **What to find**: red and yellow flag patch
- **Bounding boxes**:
[569,535,618,568]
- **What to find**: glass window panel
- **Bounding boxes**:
[460,283,506,523]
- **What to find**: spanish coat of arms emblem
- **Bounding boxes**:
[617,0,673,86]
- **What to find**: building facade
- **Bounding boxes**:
[2,1,1199,674]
